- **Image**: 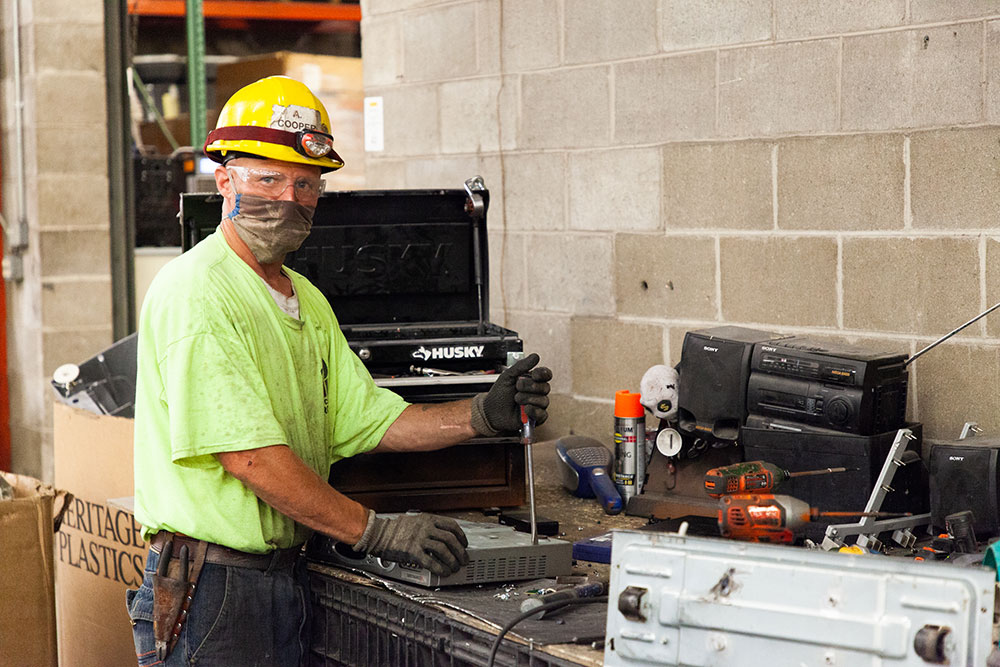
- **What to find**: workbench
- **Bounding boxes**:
[305,438,647,667]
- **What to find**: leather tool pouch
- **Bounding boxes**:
[152,538,207,661]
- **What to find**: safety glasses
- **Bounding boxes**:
[226,165,327,201]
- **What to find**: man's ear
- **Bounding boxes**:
[215,164,233,198]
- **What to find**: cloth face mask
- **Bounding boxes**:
[226,194,315,265]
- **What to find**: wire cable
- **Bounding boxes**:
[485,595,609,667]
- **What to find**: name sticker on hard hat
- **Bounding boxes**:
[269,104,324,133]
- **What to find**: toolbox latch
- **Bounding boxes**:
[464,176,486,219]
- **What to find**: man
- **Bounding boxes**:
[126,76,551,666]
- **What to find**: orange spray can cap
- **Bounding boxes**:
[614,390,644,418]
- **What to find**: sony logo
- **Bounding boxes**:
[949,456,965,462]
[762,346,776,352]
[703,346,719,353]
[411,345,485,361]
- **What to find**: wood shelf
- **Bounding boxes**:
[127,1,361,22]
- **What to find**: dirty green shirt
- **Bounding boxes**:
[133,229,408,553]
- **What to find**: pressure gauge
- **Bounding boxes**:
[656,428,684,458]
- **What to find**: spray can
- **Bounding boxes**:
[613,390,646,501]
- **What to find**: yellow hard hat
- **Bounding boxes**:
[204,75,344,172]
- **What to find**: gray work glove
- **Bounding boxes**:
[352,510,469,576]
[470,353,552,436]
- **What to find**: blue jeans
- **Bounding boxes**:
[126,547,308,666]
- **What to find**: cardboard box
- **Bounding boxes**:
[214,52,366,189]
[53,403,146,667]
[0,471,70,667]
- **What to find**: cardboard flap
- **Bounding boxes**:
[0,471,72,533]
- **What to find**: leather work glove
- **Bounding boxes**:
[352,511,469,576]
[470,353,552,436]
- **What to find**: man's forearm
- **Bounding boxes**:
[216,445,370,545]
[375,400,478,453]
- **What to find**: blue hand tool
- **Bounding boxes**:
[555,436,623,515]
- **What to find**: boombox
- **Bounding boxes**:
[929,439,1000,537]
[747,337,908,435]
[677,326,791,441]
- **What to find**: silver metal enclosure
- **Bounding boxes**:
[604,529,996,666]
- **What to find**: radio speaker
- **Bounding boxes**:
[929,440,1000,537]
[677,326,789,441]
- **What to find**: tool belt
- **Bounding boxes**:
[148,532,302,660]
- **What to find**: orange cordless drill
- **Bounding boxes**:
[704,460,849,498]
[717,493,908,543]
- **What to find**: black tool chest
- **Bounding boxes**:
[180,177,527,511]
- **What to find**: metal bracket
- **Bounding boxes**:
[822,428,931,550]
[463,175,486,219]
[959,421,983,440]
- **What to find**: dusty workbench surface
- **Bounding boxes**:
[308,438,646,666]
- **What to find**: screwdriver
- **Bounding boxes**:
[521,405,538,545]
[717,493,911,543]
[704,460,850,498]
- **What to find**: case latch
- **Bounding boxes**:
[464,176,486,219]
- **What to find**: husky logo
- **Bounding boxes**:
[411,345,485,361]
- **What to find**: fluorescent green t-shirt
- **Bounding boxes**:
[133,229,408,553]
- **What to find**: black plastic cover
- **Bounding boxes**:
[180,186,491,327]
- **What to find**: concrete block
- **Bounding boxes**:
[39,229,110,278]
[361,16,402,87]
[911,0,998,22]
[501,152,566,231]
[24,0,103,23]
[720,236,838,327]
[9,422,44,481]
[500,0,560,72]
[719,40,839,137]
[40,277,112,328]
[403,155,480,188]
[989,21,1000,124]
[520,67,611,149]
[570,316,665,399]
[363,159,406,188]
[402,3,479,82]
[527,233,614,315]
[842,237,979,335]
[842,24,982,131]
[439,77,506,154]
[475,1,501,76]
[364,0,439,15]
[41,327,113,377]
[36,174,110,228]
[911,128,1000,230]
[984,238,1000,338]
[777,134,904,231]
[663,140,772,230]
[33,71,107,126]
[568,147,661,232]
[380,85,439,156]
[488,231,528,312]
[31,23,105,72]
[34,124,108,175]
[613,53,716,144]
[564,0,658,65]
[911,343,1000,440]
[661,0,772,50]
[615,234,717,320]
[774,0,905,40]
[504,310,572,394]
[535,394,609,444]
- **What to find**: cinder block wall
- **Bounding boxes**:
[0,0,112,480]
[361,1,1000,444]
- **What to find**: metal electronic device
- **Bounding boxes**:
[306,514,573,588]
[604,528,996,666]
